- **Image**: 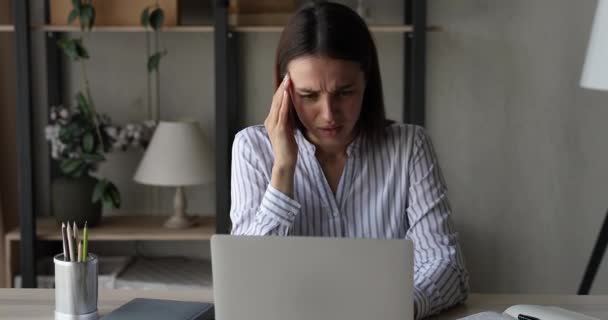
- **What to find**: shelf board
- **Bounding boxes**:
[29,24,440,34]
[0,25,14,32]
[31,25,214,33]
[233,25,441,33]
[6,215,216,241]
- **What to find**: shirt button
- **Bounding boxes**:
[333,210,339,217]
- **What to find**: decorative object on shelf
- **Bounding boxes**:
[141,1,168,121]
[134,121,214,229]
[228,0,297,26]
[46,1,156,227]
[50,0,177,27]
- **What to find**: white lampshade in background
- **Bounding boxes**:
[581,0,608,90]
[134,120,214,186]
[133,120,214,228]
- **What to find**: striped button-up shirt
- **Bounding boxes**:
[230,123,469,319]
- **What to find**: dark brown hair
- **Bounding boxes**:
[274,1,387,138]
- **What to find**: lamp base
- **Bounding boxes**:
[163,214,193,229]
[162,186,194,229]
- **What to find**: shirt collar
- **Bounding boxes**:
[295,129,364,157]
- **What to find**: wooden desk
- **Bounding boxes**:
[0,288,213,319]
[4,215,215,287]
[1,289,607,319]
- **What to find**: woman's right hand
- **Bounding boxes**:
[264,74,298,170]
[265,74,298,198]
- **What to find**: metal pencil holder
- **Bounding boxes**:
[54,253,99,320]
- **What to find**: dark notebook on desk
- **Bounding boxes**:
[102,298,214,320]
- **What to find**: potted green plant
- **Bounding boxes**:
[45,105,155,227]
[46,0,156,227]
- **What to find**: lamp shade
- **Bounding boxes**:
[134,121,214,186]
[581,0,608,90]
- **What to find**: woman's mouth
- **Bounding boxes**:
[318,126,342,137]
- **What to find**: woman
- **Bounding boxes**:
[230,2,469,319]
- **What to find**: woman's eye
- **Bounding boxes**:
[300,94,317,100]
[338,90,354,97]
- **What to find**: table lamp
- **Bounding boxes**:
[579,0,608,294]
[133,120,214,228]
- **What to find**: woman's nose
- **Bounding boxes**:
[319,97,339,121]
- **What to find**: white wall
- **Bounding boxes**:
[428,0,608,293]
[30,0,608,293]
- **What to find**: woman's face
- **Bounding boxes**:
[287,55,366,152]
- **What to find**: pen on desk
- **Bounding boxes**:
[82,221,88,262]
[66,221,76,262]
[518,314,540,320]
[61,222,69,261]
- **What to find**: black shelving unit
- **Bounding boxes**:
[13,0,37,289]
[214,0,238,235]
[404,0,426,126]
[13,0,428,287]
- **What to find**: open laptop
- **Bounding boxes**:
[210,235,414,320]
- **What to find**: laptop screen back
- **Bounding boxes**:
[211,235,414,320]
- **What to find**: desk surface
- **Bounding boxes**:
[1,289,607,319]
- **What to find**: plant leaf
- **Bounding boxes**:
[147,52,162,72]
[82,132,94,152]
[102,193,114,209]
[78,12,88,30]
[71,0,81,10]
[141,7,150,27]
[108,183,121,208]
[75,44,89,59]
[58,38,88,60]
[57,38,78,60]
[59,123,77,141]
[74,39,89,59]
[81,152,105,162]
[70,114,91,134]
[76,92,92,119]
[68,9,79,25]
[149,8,165,31]
[60,158,83,176]
[89,7,96,29]
[79,4,95,30]
[73,162,88,178]
[92,179,107,203]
